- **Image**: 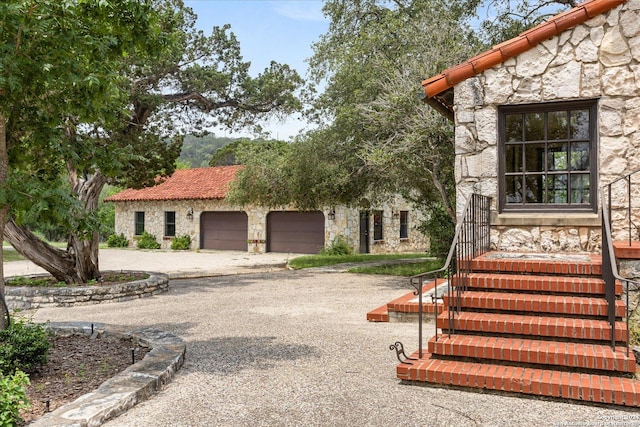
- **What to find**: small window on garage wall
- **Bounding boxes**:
[134,212,145,235]
[373,210,383,241]
[399,211,408,239]
[165,211,176,237]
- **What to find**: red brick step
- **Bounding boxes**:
[396,353,640,407]
[442,291,626,317]
[436,311,628,342]
[470,254,602,276]
[458,272,621,296]
[427,334,637,373]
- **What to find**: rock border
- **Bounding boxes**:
[5,271,169,310]
[29,322,186,427]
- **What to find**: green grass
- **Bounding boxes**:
[348,259,444,276]
[288,253,431,269]
[2,249,26,262]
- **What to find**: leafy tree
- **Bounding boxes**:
[231,0,476,219]
[210,138,289,167]
[0,0,159,289]
[2,0,304,284]
[179,134,240,168]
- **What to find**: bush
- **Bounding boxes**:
[106,233,129,248]
[320,236,353,256]
[0,319,51,375]
[0,370,30,426]
[421,204,455,259]
[136,231,161,249]
[171,235,191,250]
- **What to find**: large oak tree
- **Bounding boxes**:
[2,0,303,285]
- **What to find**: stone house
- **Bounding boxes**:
[422,0,639,253]
[106,165,428,254]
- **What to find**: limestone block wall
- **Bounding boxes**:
[453,1,640,252]
[112,197,428,254]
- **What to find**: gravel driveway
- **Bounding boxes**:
[29,270,639,427]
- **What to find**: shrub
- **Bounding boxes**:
[0,370,30,426]
[320,236,353,256]
[420,204,455,259]
[171,235,191,250]
[136,231,161,249]
[106,233,129,248]
[0,319,51,375]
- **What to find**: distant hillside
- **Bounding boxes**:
[177,134,241,168]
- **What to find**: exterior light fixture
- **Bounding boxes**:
[328,209,335,220]
[186,208,194,220]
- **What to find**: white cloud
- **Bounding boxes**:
[271,1,325,22]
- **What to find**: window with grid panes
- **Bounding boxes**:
[499,100,597,212]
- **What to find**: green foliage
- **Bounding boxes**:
[320,236,353,256]
[136,232,161,249]
[288,253,427,269]
[0,370,30,426]
[106,233,129,248]
[348,258,444,277]
[170,235,191,250]
[180,134,239,168]
[0,319,51,375]
[421,204,455,258]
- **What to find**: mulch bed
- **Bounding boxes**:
[19,334,150,425]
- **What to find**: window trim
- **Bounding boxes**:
[134,211,145,236]
[164,211,176,237]
[498,99,598,213]
[373,210,383,241]
[399,211,409,239]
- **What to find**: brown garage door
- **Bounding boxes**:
[267,211,325,253]
[200,211,248,251]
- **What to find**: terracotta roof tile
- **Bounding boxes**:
[105,165,243,202]
[422,0,626,101]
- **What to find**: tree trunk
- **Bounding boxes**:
[67,169,107,283]
[4,171,108,285]
[0,114,7,298]
[5,219,79,283]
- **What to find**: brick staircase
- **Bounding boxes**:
[396,252,640,407]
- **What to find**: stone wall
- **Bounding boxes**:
[112,197,428,254]
[453,1,640,252]
[6,272,169,310]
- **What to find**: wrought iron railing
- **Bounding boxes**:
[600,171,640,356]
[605,170,640,245]
[390,193,491,363]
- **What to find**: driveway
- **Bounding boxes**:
[26,268,636,426]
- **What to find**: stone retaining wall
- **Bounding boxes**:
[5,271,169,310]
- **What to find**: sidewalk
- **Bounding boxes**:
[3,248,297,279]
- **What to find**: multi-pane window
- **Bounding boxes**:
[399,211,408,239]
[165,211,176,237]
[134,211,145,235]
[499,100,596,212]
[373,210,383,241]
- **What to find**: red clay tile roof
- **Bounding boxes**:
[422,0,626,107]
[105,165,243,202]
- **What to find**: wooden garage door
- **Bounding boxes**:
[200,212,248,251]
[267,211,325,254]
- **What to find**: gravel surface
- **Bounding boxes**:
[28,270,640,427]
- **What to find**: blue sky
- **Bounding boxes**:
[184,1,329,139]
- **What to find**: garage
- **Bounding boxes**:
[267,211,325,254]
[200,211,248,251]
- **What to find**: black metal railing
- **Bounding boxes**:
[600,171,640,356]
[605,170,640,245]
[391,193,491,363]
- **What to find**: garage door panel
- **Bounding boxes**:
[267,212,325,254]
[201,212,248,251]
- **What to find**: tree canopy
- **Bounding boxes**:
[1,0,304,284]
